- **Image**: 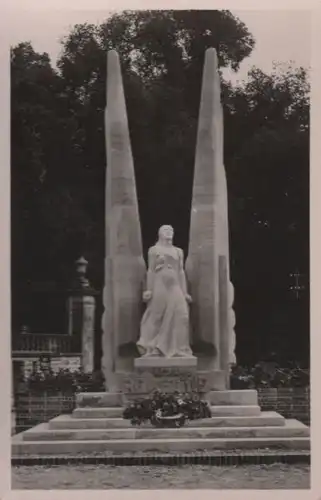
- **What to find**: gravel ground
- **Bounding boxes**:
[12,463,310,489]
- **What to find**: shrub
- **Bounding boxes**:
[21,368,105,394]
[230,362,309,389]
[18,361,309,396]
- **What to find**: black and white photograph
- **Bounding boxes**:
[8,5,313,491]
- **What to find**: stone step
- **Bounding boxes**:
[76,392,122,408]
[12,434,310,456]
[74,390,259,408]
[207,390,258,406]
[23,420,308,442]
[49,411,285,430]
[72,405,262,419]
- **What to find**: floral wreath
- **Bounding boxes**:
[123,390,211,428]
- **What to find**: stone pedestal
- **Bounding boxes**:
[134,356,197,369]
[12,386,310,457]
[115,355,228,400]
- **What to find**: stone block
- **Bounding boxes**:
[71,404,261,420]
[117,369,226,397]
[23,419,309,442]
[75,392,122,408]
[134,356,197,369]
[73,407,123,419]
[207,390,258,406]
[12,435,310,456]
[49,412,285,430]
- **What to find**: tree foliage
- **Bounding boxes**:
[11,10,309,363]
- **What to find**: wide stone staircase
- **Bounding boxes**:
[12,390,310,456]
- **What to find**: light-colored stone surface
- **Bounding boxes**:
[134,356,197,369]
[207,390,258,406]
[72,405,262,420]
[218,256,230,388]
[24,419,308,442]
[49,412,286,430]
[118,369,226,396]
[75,392,123,408]
[22,423,137,441]
[137,226,194,358]
[186,47,236,378]
[12,435,310,455]
[101,49,146,391]
[73,407,123,419]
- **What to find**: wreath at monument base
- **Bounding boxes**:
[123,391,211,428]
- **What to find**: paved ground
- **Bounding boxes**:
[12,463,310,489]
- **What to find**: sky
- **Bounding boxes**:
[7,9,311,83]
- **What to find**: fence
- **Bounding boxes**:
[12,333,81,354]
[257,387,310,425]
[14,392,75,434]
[12,387,310,435]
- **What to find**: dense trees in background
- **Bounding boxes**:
[11,10,310,364]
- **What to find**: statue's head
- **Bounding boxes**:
[158,225,174,244]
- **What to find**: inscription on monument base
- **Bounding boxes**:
[117,370,222,399]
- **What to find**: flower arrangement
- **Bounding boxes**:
[123,391,211,427]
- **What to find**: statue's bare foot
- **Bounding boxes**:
[142,348,161,357]
[174,351,193,358]
[149,349,161,357]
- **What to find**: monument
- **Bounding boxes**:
[185,47,236,384]
[102,49,235,392]
[101,50,146,391]
[12,48,310,457]
[100,47,235,395]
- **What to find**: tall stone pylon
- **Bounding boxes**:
[101,50,146,391]
[186,48,236,378]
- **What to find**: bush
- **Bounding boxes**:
[18,361,309,396]
[230,362,309,389]
[21,368,105,394]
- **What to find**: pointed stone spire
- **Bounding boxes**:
[101,50,145,390]
[186,48,235,377]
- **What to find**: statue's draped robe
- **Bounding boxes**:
[137,245,193,357]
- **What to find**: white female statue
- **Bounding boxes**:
[137,225,194,358]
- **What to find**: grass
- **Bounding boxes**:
[12,463,310,489]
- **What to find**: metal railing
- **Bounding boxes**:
[12,333,81,354]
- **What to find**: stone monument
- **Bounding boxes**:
[11,47,310,458]
[185,47,236,385]
[101,50,146,391]
[101,47,235,395]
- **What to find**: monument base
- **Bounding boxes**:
[134,356,197,369]
[12,388,310,457]
[116,368,227,399]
